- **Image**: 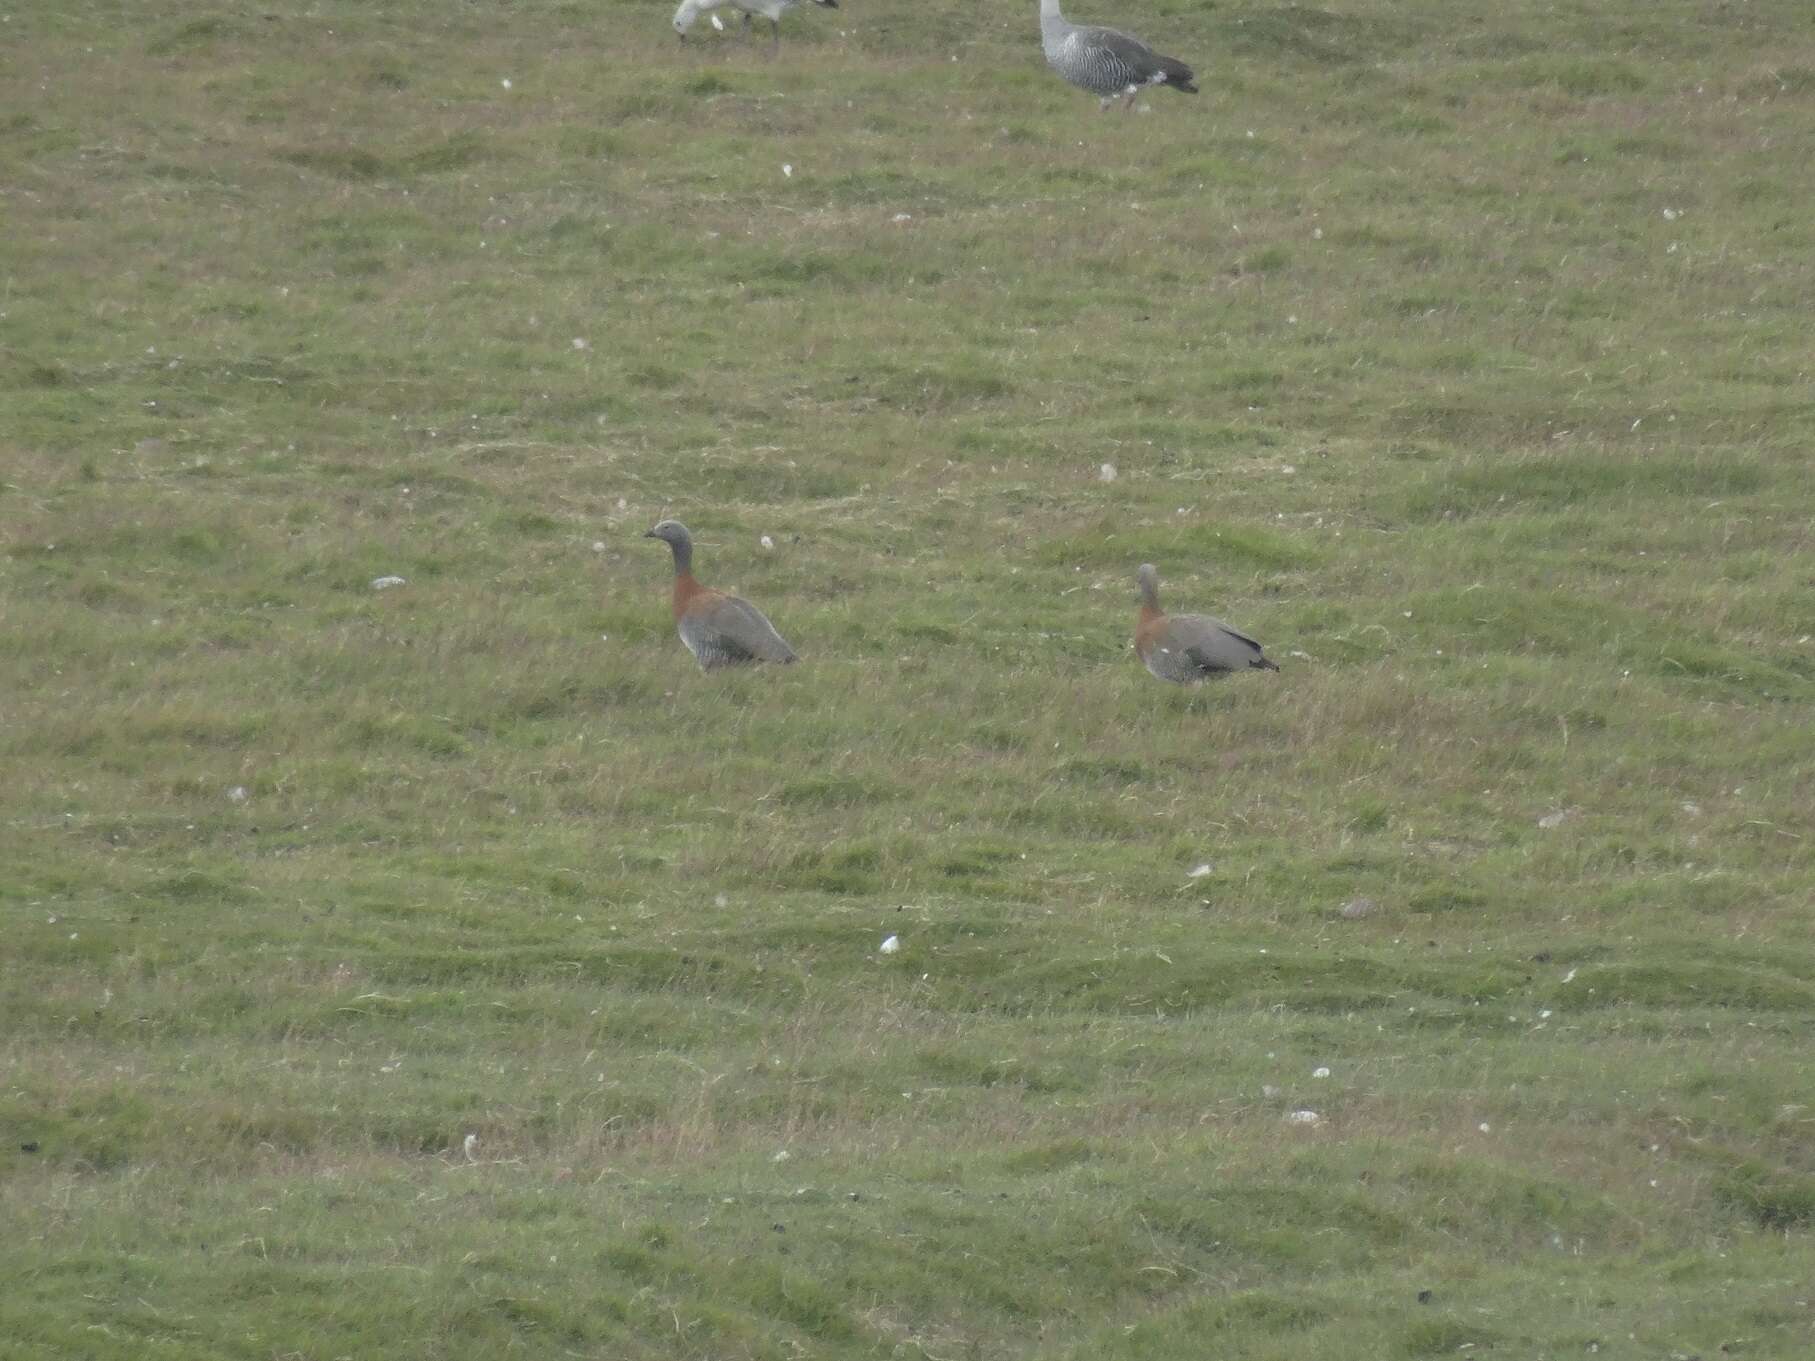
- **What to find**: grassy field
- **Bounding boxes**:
[4,0,1814,1355]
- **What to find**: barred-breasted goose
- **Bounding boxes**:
[1134,563,1278,683]
[1039,0,1197,111]
[645,521,798,671]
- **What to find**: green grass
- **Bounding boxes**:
[4,0,1815,1356]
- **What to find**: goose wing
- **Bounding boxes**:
[681,592,798,666]
[1168,613,1274,675]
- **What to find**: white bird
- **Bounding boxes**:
[673,0,839,51]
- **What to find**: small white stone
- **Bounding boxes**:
[1186,863,1213,879]
[892,213,912,223]
[1312,1066,1331,1079]
[880,934,900,954]
[1478,1122,1491,1133]
[772,1149,790,1162]
[500,78,512,90]
[1099,462,1117,482]
[370,575,406,590]
[463,1133,480,1161]
[572,337,588,350]
[710,12,724,29]
[1262,1084,1281,1098]
[592,541,606,552]
[782,163,793,178]
[1662,207,1680,221]
[714,893,729,909]
[1537,810,1571,829]
[227,786,249,804]
[760,535,774,550]
[1286,1110,1320,1125]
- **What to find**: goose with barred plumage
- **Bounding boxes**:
[645,521,799,671]
[673,0,838,50]
[1039,0,1197,111]
[1134,564,1278,684]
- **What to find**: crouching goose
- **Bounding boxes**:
[1134,563,1278,683]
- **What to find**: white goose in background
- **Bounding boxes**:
[1038,0,1197,111]
[674,0,839,51]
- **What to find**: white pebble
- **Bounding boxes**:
[760,535,774,550]
[880,934,900,954]
[782,163,793,178]
[500,78,512,90]
[1312,1066,1331,1079]
[1099,462,1117,482]
[1286,1110,1320,1125]
[370,575,406,590]
[772,1149,790,1162]
[463,1133,480,1161]
[572,337,588,350]
[227,786,249,804]
[1186,863,1213,879]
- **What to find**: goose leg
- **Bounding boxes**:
[741,11,752,40]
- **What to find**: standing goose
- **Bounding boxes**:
[673,0,838,50]
[1134,563,1278,684]
[1039,0,1197,111]
[645,520,799,671]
